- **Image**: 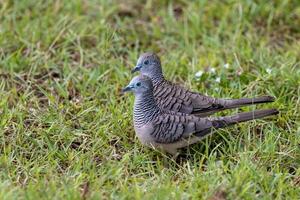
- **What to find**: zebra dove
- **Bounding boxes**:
[131,52,275,117]
[122,75,278,155]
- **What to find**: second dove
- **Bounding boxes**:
[132,52,275,117]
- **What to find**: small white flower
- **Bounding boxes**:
[195,70,204,78]
[215,160,223,167]
[266,68,272,74]
[224,63,229,68]
[209,67,216,73]
[215,77,221,83]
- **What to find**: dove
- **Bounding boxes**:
[122,75,278,155]
[131,52,275,117]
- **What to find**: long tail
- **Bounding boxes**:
[222,96,275,109]
[214,108,279,126]
[192,96,275,117]
[195,108,278,137]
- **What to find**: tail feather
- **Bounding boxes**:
[195,108,278,137]
[214,108,279,128]
[192,96,275,116]
[225,96,275,109]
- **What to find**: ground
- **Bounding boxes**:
[0,0,299,199]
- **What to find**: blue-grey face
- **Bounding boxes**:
[122,75,153,94]
[131,53,162,78]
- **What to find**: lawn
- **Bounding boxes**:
[0,0,299,199]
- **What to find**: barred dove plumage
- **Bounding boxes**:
[123,75,278,155]
[131,52,275,117]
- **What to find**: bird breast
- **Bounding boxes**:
[134,123,156,146]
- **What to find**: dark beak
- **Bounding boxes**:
[122,85,133,93]
[131,65,141,73]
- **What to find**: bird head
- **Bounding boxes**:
[122,75,153,95]
[131,52,163,79]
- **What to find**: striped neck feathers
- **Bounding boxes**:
[133,91,160,127]
[147,70,165,86]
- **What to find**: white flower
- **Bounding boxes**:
[266,68,272,74]
[215,160,223,167]
[195,70,204,78]
[209,67,216,73]
[224,63,229,68]
[215,77,221,83]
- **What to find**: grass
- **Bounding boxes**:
[0,0,299,199]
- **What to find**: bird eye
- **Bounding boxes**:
[136,82,141,87]
[144,60,149,65]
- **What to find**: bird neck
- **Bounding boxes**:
[133,91,160,127]
[149,71,165,86]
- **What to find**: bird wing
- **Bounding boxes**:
[150,112,214,144]
[154,80,275,117]
[156,96,193,114]
[149,108,278,144]
[154,81,222,115]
